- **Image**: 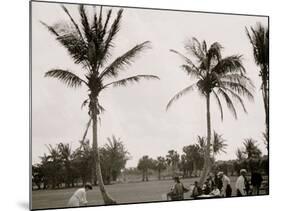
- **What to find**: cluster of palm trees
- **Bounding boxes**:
[32,136,129,190]
[135,135,267,182]
[39,4,268,204]
[137,131,227,181]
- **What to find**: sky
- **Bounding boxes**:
[31,1,268,167]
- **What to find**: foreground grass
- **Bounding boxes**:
[32,176,264,209]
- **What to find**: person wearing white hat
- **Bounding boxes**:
[235,169,247,196]
[67,183,93,207]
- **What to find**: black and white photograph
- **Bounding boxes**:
[30,0,269,210]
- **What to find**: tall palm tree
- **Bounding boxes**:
[41,5,159,204]
[167,38,254,185]
[246,23,269,135]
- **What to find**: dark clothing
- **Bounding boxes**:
[215,176,223,191]
[236,189,242,197]
[251,172,263,195]
[191,186,202,198]
[243,176,250,195]
[203,184,211,195]
[225,184,232,197]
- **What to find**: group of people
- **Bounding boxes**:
[190,171,232,199]
[66,169,264,206]
[167,169,263,201]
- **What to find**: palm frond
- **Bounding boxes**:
[221,87,248,113]
[170,49,202,78]
[102,9,112,37]
[217,88,238,119]
[102,9,123,60]
[220,73,254,88]
[40,21,59,36]
[212,91,224,120]
[103,75,159,88]
[166,84,196,110]
[45,69,86,88]
[221,81,254,101]
[184,37,205,61]
[56,33,88,65]
[100,41,151,79]
[61,5,83,39]
[212,55,245,75]
[79,5,92,42]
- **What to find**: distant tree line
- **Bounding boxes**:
[136,134,268,182]
[32,135,129,190]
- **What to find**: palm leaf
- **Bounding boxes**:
[221,87,248,113]
[100,41,151,79]
[45,69,86,88]
[212,55,245,75]
[217,88,238,119]
[40,21,59,36]
[103,75,159,88]
[212,91,224,120]
[61,5,84,39]
[79,5,92,42]
[221,81,254,101]
[166,84,196,110]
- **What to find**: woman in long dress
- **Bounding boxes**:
[67,183,93,207]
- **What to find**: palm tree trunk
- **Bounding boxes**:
[199,93,212,186]
[91,109,116,204]
[262,70,269,135]
[158,169,161,180]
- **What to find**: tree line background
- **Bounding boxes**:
[32,132,268,190]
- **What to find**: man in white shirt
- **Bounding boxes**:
[218,172,231,197]
[67,183,93,207]
[235,169,247,196]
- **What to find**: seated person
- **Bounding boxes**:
[167,176,189,200]
[210,184,221,197]
[191,181,202,198]
[202,181,211,195]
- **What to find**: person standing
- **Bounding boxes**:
[67,183,93,207]
[251,170,263,195]
[218,172,232,197]
[235,169,247,196]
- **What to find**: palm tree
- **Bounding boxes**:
[58,143,72,187]
[246,23,269,135]
[137,155,154,181]
[182,145,201,177]
[41,5,159,204]
[212,131,228,158]
[236,148,246,161]
[167,38,254,185]
[166,150,180,176]
[155,156,167,180]
[102,136,130,182]
[242,138,262,159]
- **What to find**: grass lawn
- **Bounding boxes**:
[32,176,265,210]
